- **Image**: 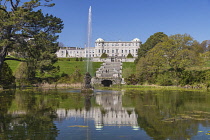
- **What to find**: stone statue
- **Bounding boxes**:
[84,72,92,89]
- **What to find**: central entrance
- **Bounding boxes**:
[101,80,112,87]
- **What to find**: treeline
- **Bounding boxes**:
[125,32,210,88]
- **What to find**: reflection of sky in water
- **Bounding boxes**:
[191,124,210,140]
[54,92,148,139]
[54,118,151,140]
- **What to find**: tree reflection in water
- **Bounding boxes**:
[123,90,210,140]
[0,90,59,140]
[1,89,210,139]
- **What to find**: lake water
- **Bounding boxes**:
[1,89,210,140]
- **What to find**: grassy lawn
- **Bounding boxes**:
[54,61,102,76]
[5,60,21,74]
[5,59,102,77]
[122,62,135,70]
[122,62,136,77]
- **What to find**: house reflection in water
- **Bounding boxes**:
[56,91,139,131]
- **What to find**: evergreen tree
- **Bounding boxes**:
[100,53,108,58]
[126,53,134,58]
[0,0,63,79]
[0,62,15,88]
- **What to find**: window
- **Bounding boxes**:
[122,43,124,46]
[107,50,109,53]
[112,50,114,53]
[116,49,118,53]
[122,50,123,53]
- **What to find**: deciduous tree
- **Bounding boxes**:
[135,32,167,63]
[136,34,201,84]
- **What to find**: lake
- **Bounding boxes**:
[0,89,210,140]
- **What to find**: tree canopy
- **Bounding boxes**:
[0,0,63,81]
[135,32,167,63]
[0,0,63,69]
[136,34,202,84]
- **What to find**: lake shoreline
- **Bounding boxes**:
[1,83,209,92]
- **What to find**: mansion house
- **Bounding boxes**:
[56,38,141,59]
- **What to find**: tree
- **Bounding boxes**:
[136,34,201,84]
[0,62,15,88]
[126,53,134,58]
[135,32,167,63]
[17,11,63,79]
[200,40,210,52]
[0,0,62,73]
[100,52,108,58]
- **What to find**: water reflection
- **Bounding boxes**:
[1,89,210,139]
[56,91,139,131]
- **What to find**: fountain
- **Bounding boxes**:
[82,6,93,93]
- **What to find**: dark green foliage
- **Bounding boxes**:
[0,62,15,88]
[125,74,139,85]
[179,70,205,86]
[126,53,134,58]
[0,0,63,85]
[58,58,70,61]
[135,32,167,63]
[75,57,79,61]
[100,53,108,58]
[58,68,83,83]
[80,57,83,61]
[156,72,173,86]
[61,72,68,77]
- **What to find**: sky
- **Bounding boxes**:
[40,0,210,47]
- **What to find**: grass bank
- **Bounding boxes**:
[94,84,207,92]
[6,59,102,76]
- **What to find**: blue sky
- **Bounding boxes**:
[41,0,210,47]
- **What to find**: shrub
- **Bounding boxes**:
[80,57,83,61]
[0,62,16,88]
[126,53,134,58]
[156,72,173,86]
[100,53,108,58]
[125,74,139,85]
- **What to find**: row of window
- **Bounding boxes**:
[61,49,138,54]
[96,43,139,47]
[98,49,138,53]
